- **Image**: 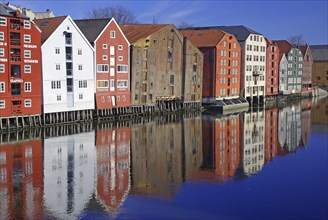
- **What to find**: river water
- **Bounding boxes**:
[0,97,327,220]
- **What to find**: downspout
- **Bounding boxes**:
[182,36,187,104]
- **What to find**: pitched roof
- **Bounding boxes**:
[309,45,328,61]
[272,40,293,60]
[180,29,226,47]
[34,16,67,44]
[75,18,112,43]
[299,45,308,56]
[120,24,168,44]
[181,25,261,42]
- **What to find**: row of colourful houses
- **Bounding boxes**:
[0,3,324,126]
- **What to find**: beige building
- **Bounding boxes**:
[5,2,55,20]
[310,45,328,86]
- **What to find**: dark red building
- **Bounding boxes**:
[264,107,279,162]
[0,4,42,117]
[265,38,279,96]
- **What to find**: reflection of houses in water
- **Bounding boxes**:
[43,131,96,219]
[241,109,265,175]
[130,116,202,198]
[300,100,312,148]
[264,107,279,163]
[0,130,43,219]
[198,114,240,181]
[278,104,302,153]
[95,125,131,216]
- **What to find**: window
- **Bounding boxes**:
[102,44,107,49]
[117,65,128,73]
[55,48,60,54]
[107,96,111,102]
[24,99,31,107]
[317,76,321,80]
[103,55,107,60]
[117,95,120,101]
[110,30,116,38]
[110,67,115,76]
[97,80,109,88]
[24,50,31,58]
[0,17,6,26]
[78,49,82,55]
[24,65,31,73]
[78,64,82,71]
[0,64,4,73]
[24,20,30,29]
[78,80,87,88]
[110,46,115,55]
[51,81,61,89]
[101,96,105,102]
[0,82,4,92]
[110,57,115,66]
[0,100,5,108]
[24,34,31,43]
[118,56,123,61]
[57,95,61,101]
[97,64,109,72]
[223,41,226,47]
[0,48,4,57]
[118,45,123,50]
[0,32,4,41]
[79,94,83,100]
[24,82,31,92]
[117,80,128,88]
[56,64,60,70]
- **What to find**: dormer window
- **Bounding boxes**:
[110,30,116,38]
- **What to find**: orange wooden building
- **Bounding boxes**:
[0,4,42,118]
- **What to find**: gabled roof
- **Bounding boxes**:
[272,40,293,60]
[299,45,308,56]
[309,45,328,61]
[75,18,112,43]
[34,16,67,44]
[182,25,261,42]
[120,24,168,44]
[180,29,226,47]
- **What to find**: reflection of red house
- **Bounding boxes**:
[0,137,43,219]
[300,99,312,148]
[200,115,240,181]
[264,107,279,162]
[95,126,130,216]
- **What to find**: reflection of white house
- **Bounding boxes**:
[43,132,96,219]
[242,109,265,175]
[278,104,302,151]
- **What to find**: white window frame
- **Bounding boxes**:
[0,100,5,108]
[24,82,32,92]
[103,55,107,60]
[78,64,83,71]
[0,82,5,92]
[24,99,32,107]
[110,67,115,76]
[24,20,31,29]
[110,57,115,66]
[97,64,109,73]
[56,64,60,70]
[110,30,116,38]
[118,45,123,50]
[118,56,123,61]
[0,64,4,73]
[57,95,61,101]
[0,32,4,41]
[24,65,31,73]
[78,49,82,55]
[55,48,60,54]
[24,34,31,43]
[24,50,31,58]
[117,80,128,89]
[97,80,109,88]
[0,48,4,57]
[0,17,6,26]
[117,65,128,73]
[102,44,107,49]
[79,94,83,100]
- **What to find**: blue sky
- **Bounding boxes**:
[7,0,328,44]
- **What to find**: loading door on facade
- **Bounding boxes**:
[111,96,116,106]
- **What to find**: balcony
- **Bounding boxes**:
[11,65,21,78]
[10,39,21,46]
[11,83,21,96]
[10,49,21,62]
[252,70,263,76]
